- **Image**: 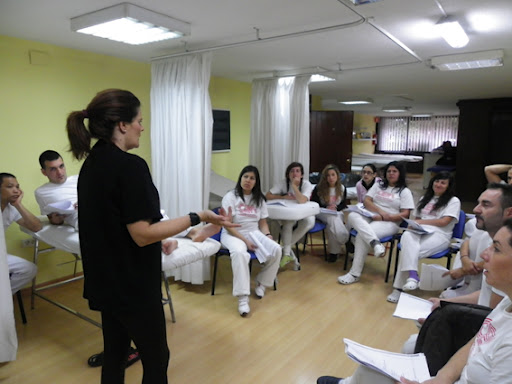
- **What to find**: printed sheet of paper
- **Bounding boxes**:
[319,208,340,216]
[402,219,433,235]
[343,338,431,382]
[267,200,289,207]
[344,203,376,218]
[246,232,271,263]
[419,263,463,291]
[392,292,432,320]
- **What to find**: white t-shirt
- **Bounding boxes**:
[366,184,415,214]
[35,175,78,229]
[221,190,268,236]
[458,296,512,384]
[269,179,313,200]
[472,230,505,306]
[414,196,461,237]
[1,203,22,230]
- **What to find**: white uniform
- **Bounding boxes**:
[35,175,78,230]
[343,296,512,384]
[393,196,460,289]
[315,187,349,254]
[221,190,281,297]
[1,204,38,294]
[268,179,315,255]
[347,184,414,277]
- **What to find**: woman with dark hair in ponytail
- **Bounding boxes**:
[67,89,233,384]
[387,171,460,303]
[266,162,315,267]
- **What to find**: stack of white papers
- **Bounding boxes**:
[392,292,432,320]
[246,231,273,263]
[267,200,289,207]
[343,338,431,382]
[402,219,433,235]
[419,263,463,291]
[344,203,376,218]
[319,207,340,216]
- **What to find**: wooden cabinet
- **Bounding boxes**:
[456,98,512,202]
[310,111,353,173]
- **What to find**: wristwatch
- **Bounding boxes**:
[188,212,201,226]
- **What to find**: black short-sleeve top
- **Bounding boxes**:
[78,140,163,311]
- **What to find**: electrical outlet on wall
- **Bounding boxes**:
[21,238,36,248]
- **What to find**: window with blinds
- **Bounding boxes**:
[377,116,458,152]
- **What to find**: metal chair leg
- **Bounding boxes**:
[16,290,27,324]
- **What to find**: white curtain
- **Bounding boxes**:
[150,52,213,284]
[0,218,17,362]
[250,76,311,192]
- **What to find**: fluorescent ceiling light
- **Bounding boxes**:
[350,0,384,5]
[382,106,410,113]
[431,49,504,71]
[310,74,336,82]
[412,114,432,118]
[70,3,190,45]
[339,99,373,105]
[434,18,469,48]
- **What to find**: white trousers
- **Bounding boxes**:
[8,255,37,295]
[273,216,315,255]
[393,230,451,289]
[346,212,399,277]
[316,212,349,254]
[220,231,281,297]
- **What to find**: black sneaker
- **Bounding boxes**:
[317,376,343,384]
[327,253,337,263]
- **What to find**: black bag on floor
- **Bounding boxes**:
[414,301,492,376]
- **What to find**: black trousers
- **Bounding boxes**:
[100,303,170,384]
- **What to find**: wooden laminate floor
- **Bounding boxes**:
[1,247,441,384]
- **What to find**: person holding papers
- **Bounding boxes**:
[387,172,460,303]
[318,219,512,384]
[338,162,414,285]
[266,161,314,267]
[311,164,349,262]
[221,165,281,317]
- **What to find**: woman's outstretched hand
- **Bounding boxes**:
[200,208,240,228]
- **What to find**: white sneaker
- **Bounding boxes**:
[238,295,250,316]
[373,243,385,258]
[387,289,401,303]
[402,278,419,291]
[255,283,265,299]
[337,273,360,285]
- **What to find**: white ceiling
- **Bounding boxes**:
[2,0,512,116]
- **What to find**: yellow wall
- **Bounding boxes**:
[210,77,252,181]
[1,35,150,284]
[0,35,252,285]
[353,113,376,155]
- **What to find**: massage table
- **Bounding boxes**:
[21,221,220,324]
[351,153,422,172]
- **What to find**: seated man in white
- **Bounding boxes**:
[1,173,40,295]
[35,150,78,230]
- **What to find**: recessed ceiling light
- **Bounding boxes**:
[431,49,504,71]
[70,3,190,45]
[382,106,410,113]
[339,99,373,105]
[434,18,469,48]
[310,74,336,82]
[412,114,432,118]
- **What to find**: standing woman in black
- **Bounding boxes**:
[66,89,232,384]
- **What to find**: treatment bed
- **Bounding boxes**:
[21,220,220,324]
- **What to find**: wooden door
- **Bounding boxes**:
[310,111,353,173]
